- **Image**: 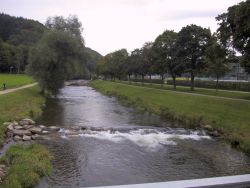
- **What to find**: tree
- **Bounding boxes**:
[205,39,229,91]
[216,0,250,74]
[177,24,212,90]
[28,16,86,94]
[153,30,183,89]
[28,30,82,94]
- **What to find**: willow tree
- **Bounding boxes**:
[28,16,85,94]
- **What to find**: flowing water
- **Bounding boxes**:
[36,86,250,188]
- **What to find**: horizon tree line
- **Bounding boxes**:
[96,0,250,91]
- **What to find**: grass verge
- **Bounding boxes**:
[0,86,45,146]
[120,80,250,100]
[0,144,52,188]
[91,80,250,153]
[0,74,34,91]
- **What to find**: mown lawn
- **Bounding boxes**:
[0,74,34,91]
[120,81,250,100]
[91,80,250,153]
[0,86,45,146]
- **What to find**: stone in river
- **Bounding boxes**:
[48,126,60,132]
[14,135,22,141]
[13,129,32,136]
[32,134,46,140]
[23,135,31,141]
[7,124,14,131]
[14,125,24,130]
[19,118,35,126]
[23,124,34,130]
[29,127,43,134]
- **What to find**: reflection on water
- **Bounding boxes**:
[36,86,250,188]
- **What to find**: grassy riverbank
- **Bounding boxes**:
[0,86,45,145]
[120,81,250,100]
[91,80,250,153]
[0,144,52,188]
[0,85,53,188]
[0,74,34,91]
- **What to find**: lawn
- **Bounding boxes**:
[91,80,250,153]
[120,80,250,100]
[0,86,45,146]
[0,74,34,90]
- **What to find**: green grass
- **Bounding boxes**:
[0,86,45,146]
[0,74,34,91]
[0,144,52,188]
[91,80,250,153]
[120,80,250,100]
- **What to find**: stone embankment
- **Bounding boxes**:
[4,118,60,141]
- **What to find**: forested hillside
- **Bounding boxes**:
[0,13,101,77]
[0,13,46,73]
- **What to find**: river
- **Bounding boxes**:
[36,86,250,188]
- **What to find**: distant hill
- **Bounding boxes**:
[85,47,103,73]
[0,13,102,75]
[0,13,46,45]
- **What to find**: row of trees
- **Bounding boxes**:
[97,0,250,91]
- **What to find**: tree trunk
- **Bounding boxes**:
[172,75,176,89]
[161,74,164,88]
[128,74,131,84]
[149,74,152,85]
[215,75,219,92]
[190,72,195,91]
[142,74,144,85]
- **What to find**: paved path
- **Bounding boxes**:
[0,83,38,95]
[116,82,250,103]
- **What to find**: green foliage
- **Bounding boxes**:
[0,144,52,188]
[177,24,212,90]
[205,38,229,89]
[91,80,250,153]
[97,49,128,80]
[28,15,87,94]
[216,0,250,74]
[0,13,46,73]
[153,30,183,88]
[0,13,46,45]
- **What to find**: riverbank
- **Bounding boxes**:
[90,80,250,153]
[0,86,45,145]
[0,85,53,188]
[0,74,34,91]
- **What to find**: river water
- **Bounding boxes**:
[36,86,250,188]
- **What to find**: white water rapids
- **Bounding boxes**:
[58,128,211,151]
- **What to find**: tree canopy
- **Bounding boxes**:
[216,0,250,73]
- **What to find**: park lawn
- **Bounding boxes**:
[91,80,250,153]
[0,86,45,146]
[120,81,250,100]
[0,74,34,90]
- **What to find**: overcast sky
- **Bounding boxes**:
[1,0,242,55]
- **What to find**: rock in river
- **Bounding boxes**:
[14,135,22,141]
[13,129,32,136]
[23,135,31,141]
[19,118,35,126]
[29,127,43,134]
[48,126,60,132]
